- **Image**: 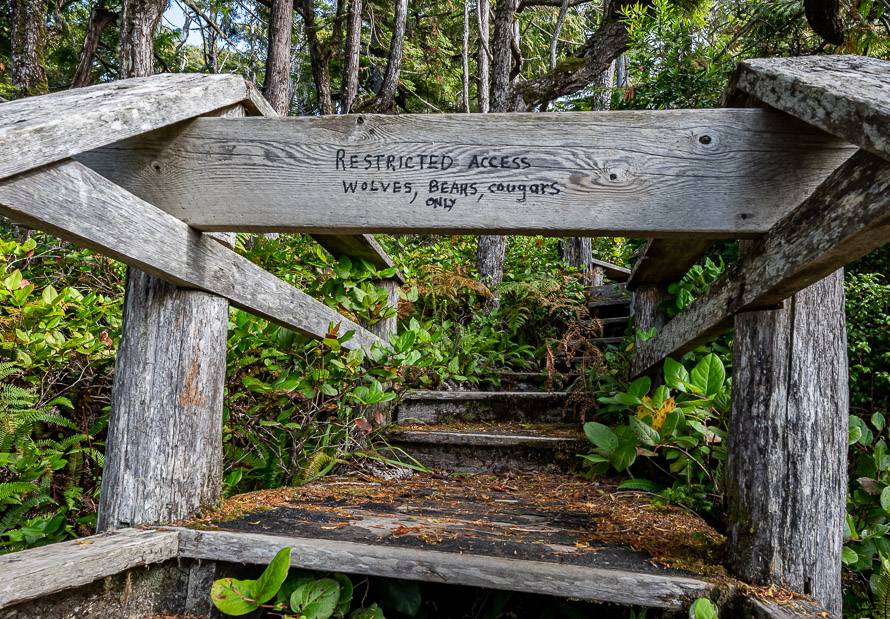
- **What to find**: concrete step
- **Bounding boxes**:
[386,423,586,473]
[480,371,570,392]
[395,390,571,425]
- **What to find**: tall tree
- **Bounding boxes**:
[477,0,490,112]
[11,0,49,97]
[341,0,363,112]
[265,0,294,114]
[301,0,335,114]
[73,3,118,88]
[367,0,408,112]
[475,0,519,307]
[119,0,166,78]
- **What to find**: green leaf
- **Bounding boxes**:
[841,546,858,565]
[583,422,618,453]
[617,478,663,493]
[612,443,637,472]
[351,603,386,619]
[379,579,421,617]
[881,486,890,513]
[290,578,341,619]
[627,376,651,398]
[663,358,689,391]
[873,412,886,432]
[629,417,660,447]
[211,578,260,616]
[253,546,292,604]
[690,354,725,396]
[689,597,718,619]
[333,573,354,615]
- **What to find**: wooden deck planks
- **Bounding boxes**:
[0,160,381,351]
[0,528,178,609]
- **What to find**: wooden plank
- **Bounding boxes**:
[0,529,178,609]
[627,238,713,289]
[632,149,890,376]
[590,257,630,282]
[174,528,716,609]
[230,85,399,277]
[78,109,853,236]
[0,73,261,181]
[730,55,890,161]
[0,160,381,352]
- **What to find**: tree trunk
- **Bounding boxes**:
[341,0,363,113]
[462,1,470,113]
[264,0,294,115]
[119,0,166,78]
[490,0,518,113]
[73,4,117,88]
[300,0,334,115]
[476,235,506,309]
[477,0,490,113]
[725,269,847,617]
[11,0,48,97]
[99,14,234,531]
[97,270,228,530]
[368,0,408,112]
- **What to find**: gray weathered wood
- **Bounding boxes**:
[364,277,400,340]
[0,528,179,609]
[313,233,398,273]
[0,160,381,351]
[729,55,890,161]
[627,238,713,289]
[633,149,890,376]
[590,257,630,282]
[0,73,269,181]
[175,528,716,609]
[632,285,669,352]
[79,109,853,236]
[726,269,847,616]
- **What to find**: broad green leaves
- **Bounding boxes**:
[290,578,341,619]
[688,597,718,619]
[212,547,292,615]
[689,354,725,397]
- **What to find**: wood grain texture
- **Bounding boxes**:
[175,528,716,609]
[730,55,890,161]
[78,109,853,236]
[627,238,713,289]
[726,270,847,616]
[590,257,630,282]
[0,528,178,609]
[0,73,260,181]
[0,160,381,351]
[633,149,890,376]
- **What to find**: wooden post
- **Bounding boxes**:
[632,284,668,341]
[97,106,245,532]
[725,267,848,616]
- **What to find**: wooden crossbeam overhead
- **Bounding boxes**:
[729,55,890,161]
[79,109,853,236]
[633,150,890,376]
[0,73,274,182]
[627,239,713,289]
[0,161,381,352]
[591,258,630,282]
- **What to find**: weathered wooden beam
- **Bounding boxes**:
[79,109,853,236]
[0,529,179,609]
[0,160,381,351]
[627,238,713,289]
[0,73,272,181]
[633,149,890,376]
[175,528,716,609]
[726,268,847,617]
[729,55,890,161]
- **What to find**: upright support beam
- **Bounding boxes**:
[365,277,400,342]
[98,105,244,531]
[632,285,669,348]
[725,268,848,616]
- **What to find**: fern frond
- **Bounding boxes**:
[875,555,890,619]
